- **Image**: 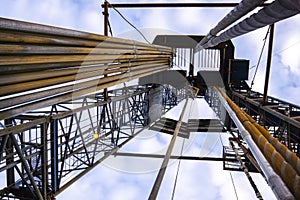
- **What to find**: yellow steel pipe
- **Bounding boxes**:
[216,88,300,199]
[243,111,300,176]
[215,87,294,199]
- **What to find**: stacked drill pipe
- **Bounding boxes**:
[0,18,172,120]
[216,88,300,199]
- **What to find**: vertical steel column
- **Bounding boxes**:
[41,123,48,199]
[103,0,109,101]
[4,119,15,188]
[51,119,59,193]
[263,24,274,104]
[10,134,44,200]
[189,48,194,77]
[103,0,109,37]
[101,0,110,132]
[148,98,189,200]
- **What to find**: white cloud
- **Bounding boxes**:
[0,0,102,33]
[274,16,300,75]
[0,0,299,199]
[231,14,300,104]
[0,173,5,189]
[59,164,155,200]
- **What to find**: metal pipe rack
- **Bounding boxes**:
[0,17,172,120]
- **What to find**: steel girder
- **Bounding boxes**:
[230,90,300,157]
[0,85,185,199]
[205,88,300,157]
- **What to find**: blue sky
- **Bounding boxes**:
[1,0,299,199]
[1,0,299,103]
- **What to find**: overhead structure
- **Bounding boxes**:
[214,87,299,199]
[197,0,300,49]
[0,1,300,200]
[197,0,267,49]
[0,17,180,199]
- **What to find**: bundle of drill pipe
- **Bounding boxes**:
[0,17,172,120]
[216,87,300,199]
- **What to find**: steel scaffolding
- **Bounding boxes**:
[0,1,300,199]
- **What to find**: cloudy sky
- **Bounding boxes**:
[1,0,299,199]
[1,0,299,103]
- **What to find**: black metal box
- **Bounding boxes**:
[229,59,249,82]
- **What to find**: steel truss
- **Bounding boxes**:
[230,90,300,157]
[205,88,300,157]
[0,84,186,200]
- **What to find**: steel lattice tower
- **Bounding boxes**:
[0,1,300,199]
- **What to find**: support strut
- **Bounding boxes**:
[148,98,189,200]
[263,24,274,104]
[229,139,263,199]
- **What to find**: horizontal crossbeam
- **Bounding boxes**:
[110,152,237,162]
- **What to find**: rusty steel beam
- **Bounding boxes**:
[103,0,109,37]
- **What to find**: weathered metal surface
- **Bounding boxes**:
[0,18,172,120]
